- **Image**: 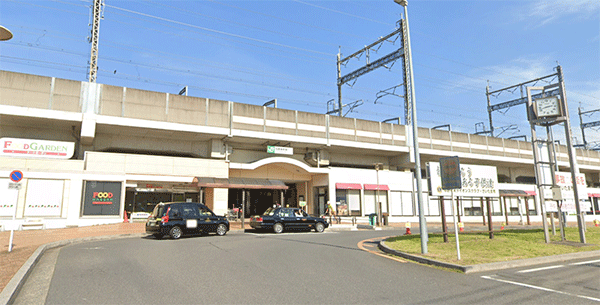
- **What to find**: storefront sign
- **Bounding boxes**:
[82,181,122,216]
[1,138,75,159]
[428,162,499,197]
[267,145,293,155]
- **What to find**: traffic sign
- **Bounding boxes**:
[9,170,23,183]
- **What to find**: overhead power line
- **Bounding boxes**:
[104,4,335,57]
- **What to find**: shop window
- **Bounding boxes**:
[0,179,19,217]
[336,189,361,216]
[425,194,439,216]
[462,198,481,216]
[491,198,502,216]
[24,179,64,217]
[525,197,537,215]
[364,190,388,215]
[504,197,521,216]
[430,197,455,216]
[390,191,414,216]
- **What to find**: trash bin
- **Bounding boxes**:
[368,213,377,226]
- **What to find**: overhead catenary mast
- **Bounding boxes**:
[88,0,105,83]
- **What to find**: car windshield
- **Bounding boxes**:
[262,208,276,216]
[152,204,167,217]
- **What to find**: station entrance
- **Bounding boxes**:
[228,183,297,218]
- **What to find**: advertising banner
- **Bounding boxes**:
[545,171,589,212]
[428,162,499,197]
[82,181,122,216]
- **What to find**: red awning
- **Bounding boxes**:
[364,184,390,191]
[524,190,536,196]
[589,193,600,198]
[335,183,362,190]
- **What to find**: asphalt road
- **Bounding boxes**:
[14,229,600,304]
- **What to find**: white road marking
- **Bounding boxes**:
[481,275,600,303]
[517,265,564,273]
[570,259,600,266]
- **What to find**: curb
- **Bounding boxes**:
[0,233,147,305]
[378,240,600,274]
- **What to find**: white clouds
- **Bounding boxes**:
[455,56,556,92]
[522,0,600,26]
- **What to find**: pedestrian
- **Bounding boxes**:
[326,201,339,224]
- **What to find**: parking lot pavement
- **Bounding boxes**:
[0,219,594,302]
[481,257,600,302]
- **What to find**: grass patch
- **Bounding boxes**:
[385,226,600,266]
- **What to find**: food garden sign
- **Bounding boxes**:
[1,138,75,159]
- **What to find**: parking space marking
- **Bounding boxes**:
[570,259,600,266]
[517,265,564,273]
[481,275,600,303]
[245,231,335,236]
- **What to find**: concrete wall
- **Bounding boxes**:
[84,152,228,177]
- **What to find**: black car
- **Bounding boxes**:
[250,207,329,233]
[146,202,229,239]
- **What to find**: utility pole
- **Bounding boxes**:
[395,0,428,254]
[88,0,105,83]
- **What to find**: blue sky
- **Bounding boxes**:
[1,0,599,146]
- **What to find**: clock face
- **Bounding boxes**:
[535,97,561,117]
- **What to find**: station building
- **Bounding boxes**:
[1,70,599,230]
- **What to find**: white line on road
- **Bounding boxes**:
[570,259,600,266]
[481,275,600,303]
[517,265,565,273]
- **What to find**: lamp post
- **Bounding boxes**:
[394,0,428,253]
[375,163,383,226]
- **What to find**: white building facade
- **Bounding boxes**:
[1,70,599,230]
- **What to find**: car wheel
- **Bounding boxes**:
[315,222,325,233]
[216,223,228,236]
[273,223,284,234]
[169,226,182,239]
[153,234,163,240]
